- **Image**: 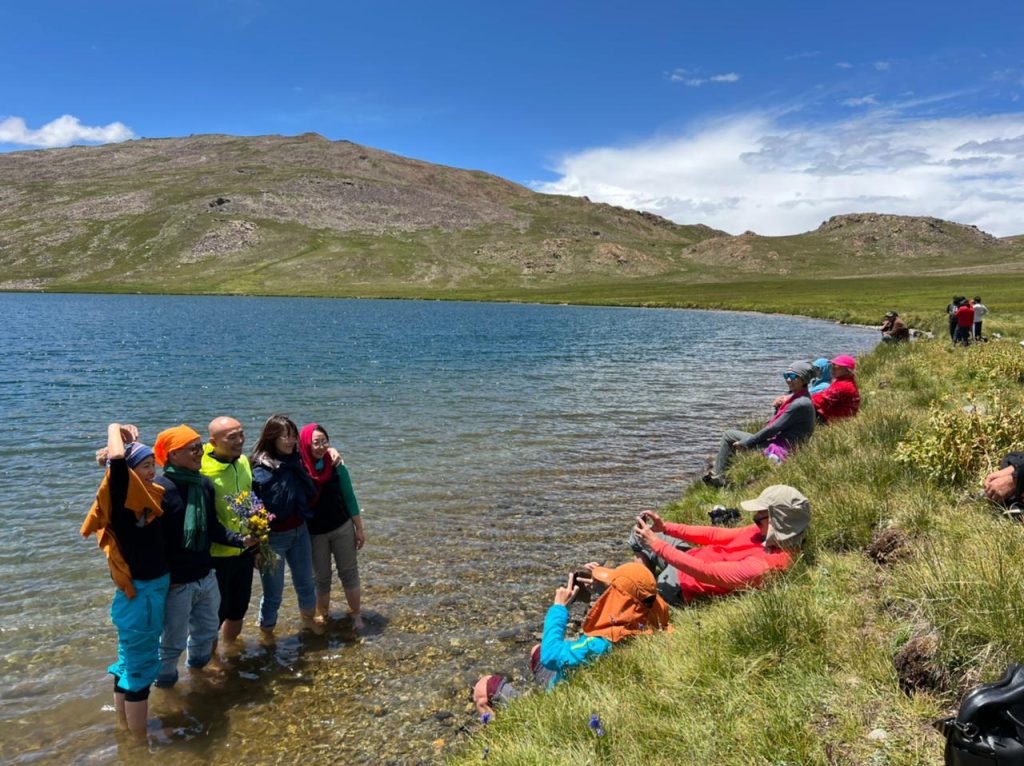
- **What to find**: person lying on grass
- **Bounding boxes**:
[983,453,1024,509]
[473,562,670,719]
[630,484,811,605]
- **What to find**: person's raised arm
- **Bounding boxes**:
[106,423,127,461]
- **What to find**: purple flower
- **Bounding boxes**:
[480,712,492,725]
[589,713,605,737]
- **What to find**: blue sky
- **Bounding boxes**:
[2,1,1023,235]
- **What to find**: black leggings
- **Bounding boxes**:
[113,677,151,702]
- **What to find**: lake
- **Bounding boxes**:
[0,293,877,764]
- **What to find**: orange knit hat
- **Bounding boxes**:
[153,424,201,467]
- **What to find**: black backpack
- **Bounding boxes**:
[936,664,1024,765]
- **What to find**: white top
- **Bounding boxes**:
[973,302,988,319]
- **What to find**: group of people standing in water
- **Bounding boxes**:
[81,414,365,737]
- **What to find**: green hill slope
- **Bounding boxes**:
[1,134,1021,298]
[0,133,719,293]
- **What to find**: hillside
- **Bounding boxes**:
[679,213,1023,277]
[0,133,1021,296]
[0,133,720,294]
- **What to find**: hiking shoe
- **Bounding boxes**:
[701,471,728,488]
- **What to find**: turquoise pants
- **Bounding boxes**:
[108,574,170,692]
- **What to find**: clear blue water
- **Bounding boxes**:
[0,293,876,763]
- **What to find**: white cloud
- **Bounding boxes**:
[835,62,853,69]
[668,69,741,87]
[874,61,891,71]
[841,95,880,107]
[533,110,1024,237]
[786,51,820,60]
[0,114,134,148]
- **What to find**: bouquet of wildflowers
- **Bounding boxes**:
[225,491,278,575]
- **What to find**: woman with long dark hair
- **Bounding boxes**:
[250,414,318,637]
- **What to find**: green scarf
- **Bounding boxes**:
[164,465,208,552]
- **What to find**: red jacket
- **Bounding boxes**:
[648,523,793,601]
[811,377,860,423]
[957,304,975,328]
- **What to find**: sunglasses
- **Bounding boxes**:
[782,372,800,381]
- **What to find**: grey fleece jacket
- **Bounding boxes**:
[738,393,816,449]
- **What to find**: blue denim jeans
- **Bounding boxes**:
[259,524,316,628]
[157,569,220,686]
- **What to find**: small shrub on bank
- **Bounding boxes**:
[895,391,1024,486]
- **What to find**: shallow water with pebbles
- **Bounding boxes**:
[0,293,876,763]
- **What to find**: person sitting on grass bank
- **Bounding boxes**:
[154,425,253,688]
[881,311,910,343]
[809,358,832,394]
[704,361,816,486]
[82,424,168,739]
[983,453,1024,510]
[473,562,670,719]
[630,485,811,605]
[811,355,860,424]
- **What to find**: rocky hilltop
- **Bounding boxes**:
[0,133,1020,295]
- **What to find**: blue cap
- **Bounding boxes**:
[124,442,155,468]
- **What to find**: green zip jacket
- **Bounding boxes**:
[201,444,253,558]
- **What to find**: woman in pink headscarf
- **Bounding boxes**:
[298,423,366,630]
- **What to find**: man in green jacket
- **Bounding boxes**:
[201,416,254,645]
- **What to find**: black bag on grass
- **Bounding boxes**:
[935,664,1024,765]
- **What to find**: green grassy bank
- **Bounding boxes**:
[449,337,1024,766]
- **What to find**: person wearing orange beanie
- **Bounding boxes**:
[152,424,251,688]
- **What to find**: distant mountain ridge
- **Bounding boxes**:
[0,133,1020,294]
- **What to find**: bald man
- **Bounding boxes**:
[201,417,254,643]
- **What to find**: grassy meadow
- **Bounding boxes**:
[449,337,1024,766]
[391,272,1024,338]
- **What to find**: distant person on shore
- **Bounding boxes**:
[972,297,988,341]
[154,425,251,688]
[703,361,816,487]
[955,299,975,346]
[299,423,367,631]
[201,417,255,648]
[811,355,860,424]
[473,561,670,719]
[82,424,168,738]
[946,297,963,342]
[251,414,319,638]
[629,485,811,605]
[809,358,832,394]
[881,311,910,343]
